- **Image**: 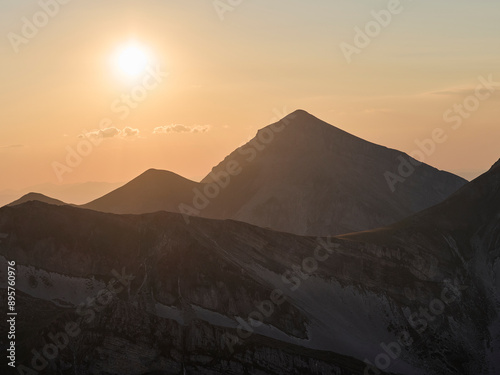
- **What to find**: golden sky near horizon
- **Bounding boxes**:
[0,0,499,191]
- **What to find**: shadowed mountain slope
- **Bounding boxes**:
[1,158,499,374]
[201,110,467,235]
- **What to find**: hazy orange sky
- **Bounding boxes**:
[1,0,499,191]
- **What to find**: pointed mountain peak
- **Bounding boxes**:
[277,109,333,129]
[285,109,315,120]
[261,109,363,148]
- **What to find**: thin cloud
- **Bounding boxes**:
[428,87,478,97]
[80,127,140,139]
[0,144,23,149]
[153,124,211,134]
[422,85,500,99]
[123,127,140,137]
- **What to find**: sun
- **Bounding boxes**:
[114,43,150,78]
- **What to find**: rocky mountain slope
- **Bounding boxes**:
[201,110,466,235]
[0,158,498,374]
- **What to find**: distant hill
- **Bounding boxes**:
[7,192,66,207]
[0,181,123,207]
[82,169,200,214]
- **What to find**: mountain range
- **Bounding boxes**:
[0,110,498,374]
[0,154,499,374]
[76,110,467,236]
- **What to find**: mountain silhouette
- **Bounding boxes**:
[82,169,199,214]
[201,109,467,235]
[7,192,66,207]
[80,110,466,236]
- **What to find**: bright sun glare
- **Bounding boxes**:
[115,43,150,78]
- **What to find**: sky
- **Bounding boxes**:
[0,0,499,191]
